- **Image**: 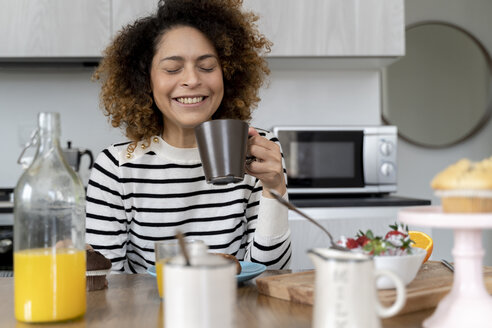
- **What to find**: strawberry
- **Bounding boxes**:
[356,235,370,247]
[345,238,359,249]
[340,224,416,256]
[384,223,408,240]
[383,223,415,252]
[384,230,406,239]
[356,230,374,247]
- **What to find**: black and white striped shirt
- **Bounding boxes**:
[86,131,291,273]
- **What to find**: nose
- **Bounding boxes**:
[181,66,200,88]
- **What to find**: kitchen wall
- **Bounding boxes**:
[397,0,492,264]
[254,63,381,127]
[0,65,123,186]
[0,66,381,187]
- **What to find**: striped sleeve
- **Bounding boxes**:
[243,130,292,269]
[85,147,129,272]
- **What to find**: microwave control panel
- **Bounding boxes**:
[363,129,397,190]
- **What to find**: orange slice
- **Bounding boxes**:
[409,231,433,263]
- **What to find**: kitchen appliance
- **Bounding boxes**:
[62,141,94,173]
[272,126,397,195]
[0,226,13,275]
[0,188,13,276]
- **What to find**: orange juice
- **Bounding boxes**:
[14,248,86,323]
[156,258,171,298]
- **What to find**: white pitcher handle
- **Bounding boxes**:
[374,269,406,318]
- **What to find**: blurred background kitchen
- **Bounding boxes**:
[1,0,492,270]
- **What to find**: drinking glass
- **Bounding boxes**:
[154,239,207,298]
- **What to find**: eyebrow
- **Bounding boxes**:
[159,54,218,63]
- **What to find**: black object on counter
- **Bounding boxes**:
[0,188,13,202]
[0,226,13,271]
[289,194,431,208]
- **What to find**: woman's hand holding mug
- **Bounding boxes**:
[246,127,287,198]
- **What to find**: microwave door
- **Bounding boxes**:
[282,131,364,192]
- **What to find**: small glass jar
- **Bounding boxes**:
[154,239,207,298]
[14,112,86,323]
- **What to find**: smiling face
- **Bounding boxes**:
[150,26,224,146]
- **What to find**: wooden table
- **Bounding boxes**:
[0,271,433,327]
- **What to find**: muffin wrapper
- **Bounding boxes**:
[86,269,111,277]
[86,269,110,291]
[435,189,492,198]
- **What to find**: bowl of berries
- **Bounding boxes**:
[337,223,432,289]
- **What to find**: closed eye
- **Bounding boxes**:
[199,67,215,72]
[164,68,182,74]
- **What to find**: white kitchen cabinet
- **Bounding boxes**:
[111,0,158,36]
[0,0,403,60]
[288,207,432,271]
[243,0,404,57]
[112,0,403,58]
[0,0,110,58]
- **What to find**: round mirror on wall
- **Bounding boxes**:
[382,22,492,148]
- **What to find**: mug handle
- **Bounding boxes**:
[374,269,406,318]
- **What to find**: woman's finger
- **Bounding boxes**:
[248,134,279,152]
[248,127,260,137]
[245,159,268,174]
[248,144,268,160]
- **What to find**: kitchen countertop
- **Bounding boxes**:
[0,195,431,214]
[0,271,431,327]
[290,194,431,208]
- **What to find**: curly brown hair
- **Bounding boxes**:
[93,0,271,142]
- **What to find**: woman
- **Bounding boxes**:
[87,0,291,273]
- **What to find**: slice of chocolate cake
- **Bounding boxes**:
[86,249,112,291]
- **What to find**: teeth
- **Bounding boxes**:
[176,97,204,104]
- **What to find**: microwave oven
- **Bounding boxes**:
[272,126,397,195]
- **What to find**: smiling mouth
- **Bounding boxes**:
[175,96,206,104]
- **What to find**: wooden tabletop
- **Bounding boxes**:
[0,271,433,327]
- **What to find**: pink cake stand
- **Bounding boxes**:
[398,206,492,328]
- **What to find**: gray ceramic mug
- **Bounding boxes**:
[195,119,249,184]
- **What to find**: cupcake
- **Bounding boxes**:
[86,249,112,291]
[431,156,492,212]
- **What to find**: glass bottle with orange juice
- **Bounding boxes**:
[13,112,86,323]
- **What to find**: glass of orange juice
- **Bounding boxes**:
[154,240,207,298]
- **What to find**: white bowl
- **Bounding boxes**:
[373,247,427,290]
